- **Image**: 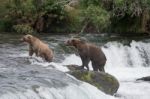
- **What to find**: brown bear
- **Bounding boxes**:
[65,38,106,72]
[20,34,53,62]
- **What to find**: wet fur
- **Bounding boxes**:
[21,34,53,62]
[66,38,106,72]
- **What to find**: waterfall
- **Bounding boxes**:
[63,40,150,70]
[62,40,150,99]
[103,40,150,68]
[1,35,150,99]
[0,83,115,99]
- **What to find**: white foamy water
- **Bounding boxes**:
[62,40,150,99]
[36,82,116,99]
[14,52,69,72]
[0,82,115,99]
[2,39,150,99]
[30,60,69,72]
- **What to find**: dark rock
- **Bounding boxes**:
[66,65,119,95]
[67,65,83,71]
[137,76,150,81]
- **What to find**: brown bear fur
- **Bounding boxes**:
[65,38,106,72]
[21,34,53,62]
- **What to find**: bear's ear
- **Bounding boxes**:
[27,35,32,40]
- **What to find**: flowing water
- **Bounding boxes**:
[0,33,150,99]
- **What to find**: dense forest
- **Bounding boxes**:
[0,0,150,34]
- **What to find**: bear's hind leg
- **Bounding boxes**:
[98,66,105,72]
[92,62,99,71]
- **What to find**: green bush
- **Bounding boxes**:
[83,5,110,31]
[80,0,102,7]
[0,19,13,32]
[1,0,150,34]
[13,24,34,34]
[111,0,150,33]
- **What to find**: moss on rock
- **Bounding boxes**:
[67,65,119,95]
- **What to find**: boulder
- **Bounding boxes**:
[66,65,119,95]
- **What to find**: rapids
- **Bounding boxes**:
[0,33,150,99]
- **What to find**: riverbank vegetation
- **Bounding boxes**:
[0,0,150,34]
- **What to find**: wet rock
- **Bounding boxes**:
[66,65,119,95]
[137,76,150,81]
[67,65,83,71]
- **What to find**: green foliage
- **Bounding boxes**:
[13,24,34,34]
[78,0,110,33]
[42,0,68,27]
[80,0,102,7]
[113,0,150,18]
[43,0,67,13]
[5,0,38,17]
[82,5,110,31]
[1,0,150,34]
[0,19,13,32]
[32,0,44,12]
[2,0,70,33]
[111,0,150,33]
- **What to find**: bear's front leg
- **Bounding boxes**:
[80,56,90,71]
[29,46,34,56]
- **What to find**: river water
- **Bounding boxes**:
[0,33,150,99]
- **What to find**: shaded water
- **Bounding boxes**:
[0,33,150,99]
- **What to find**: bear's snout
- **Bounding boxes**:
[64,40,70,46]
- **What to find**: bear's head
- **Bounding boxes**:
[20,34,34,43]
[65,38,84,48]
